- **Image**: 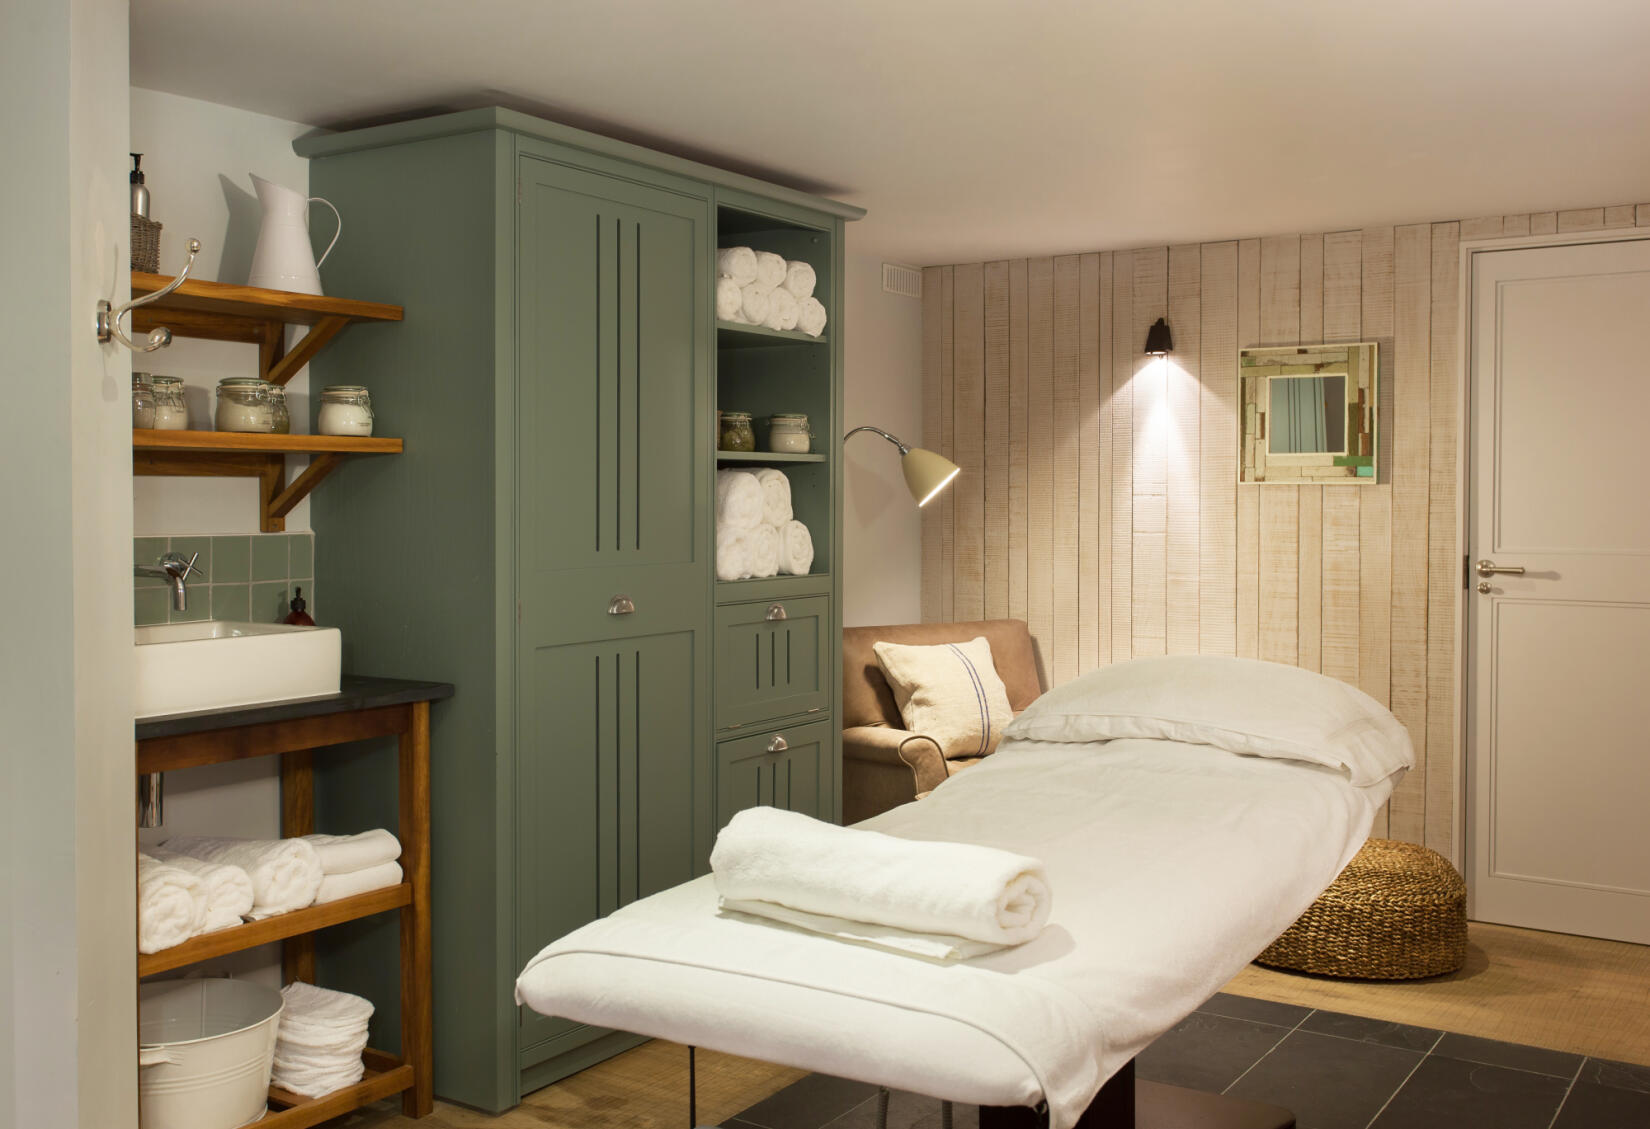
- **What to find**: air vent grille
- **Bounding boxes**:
[881,262,922,298]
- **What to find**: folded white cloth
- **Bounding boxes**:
[720,897,1004,961]
[710,806,1052,949]
[746,522,780,578]
[148,847,253,933]
[715,525,751,581]
[753,250,787,289]
[781,260,817,300]
[302,829,401,875]
[163,835,323,918]
[737,282,771,327]
[796,296,828,338]
[762,285,800,331]
[716,276,744,322]
[137,854,209,954]
[715,468,763,530]
[314,861,403,905]
[777,518,814,576]
[717,246,758,286]
[273,981,373,1097]
[751,467,792,526]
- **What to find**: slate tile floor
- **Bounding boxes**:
[725,994,1650,1129]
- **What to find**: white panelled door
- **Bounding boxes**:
[1468,236,1650,944]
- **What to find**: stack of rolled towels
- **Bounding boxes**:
[716,246,828,337]
[272,981,374,1098]
[716,467,814,581]
[135,829,403,954]
[709,806,1053,962]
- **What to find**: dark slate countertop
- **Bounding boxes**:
[135,674,455,741]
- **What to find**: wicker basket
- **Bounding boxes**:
[1256,838,1467,980]
[131,214,162,273]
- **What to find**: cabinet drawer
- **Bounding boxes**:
[714,596,831,729]
[716,719,832,828]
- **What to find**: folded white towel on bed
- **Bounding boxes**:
[762,285,800,331]
[716,469,764,530]
[716,525,751,581]
[148,847,253,933]
[717,246,758,286]
[777,519,814,576]
[720,897,1006,961]
[710,806,1052,950]
[137,854,209,953]
[716,276,744,322]
[746,522,780,578]
[314,861,403,905]
[737,282,771,327]
[753,250,787,289]
[302,829,401,875]
[781,260,816,300]
[751,467,792,526]
[796,296,828,337]
[163,835,323,918]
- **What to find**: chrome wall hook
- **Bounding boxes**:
[97,237,201,352]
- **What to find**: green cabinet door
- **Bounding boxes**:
[714,596,831,729]
[715,718,832,829]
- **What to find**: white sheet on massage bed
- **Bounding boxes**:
[516,738,1392,1129]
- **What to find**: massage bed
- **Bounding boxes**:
[516,657,1412,1129]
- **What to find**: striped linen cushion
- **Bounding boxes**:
[872,635,1013,760]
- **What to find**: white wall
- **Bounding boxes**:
[130,87,315,535]
[841,245,925,626]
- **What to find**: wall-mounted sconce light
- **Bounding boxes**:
[1144,317,1174,357]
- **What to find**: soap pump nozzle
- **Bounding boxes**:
[130,153,150,218]
[284,587,315,627]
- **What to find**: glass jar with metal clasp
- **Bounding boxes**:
[766,412,812,454]
[215,377,275,433]
[719,410,756,452]
[266,383,291,434]
[132,372,156,429]
[149,375,189,429]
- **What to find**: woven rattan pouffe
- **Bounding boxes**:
[1256,838,1467,980]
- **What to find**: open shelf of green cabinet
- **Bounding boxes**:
[715,450,827,464]
[716,321,828,348]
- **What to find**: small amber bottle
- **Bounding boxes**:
[284,587,316,626]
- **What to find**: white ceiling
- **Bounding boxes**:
[131,0,1650,265]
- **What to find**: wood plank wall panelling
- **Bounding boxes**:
[919,200,1650,859]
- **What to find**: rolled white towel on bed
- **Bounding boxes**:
[716,525,751,581]
[762,285,800,331]
[746,522,780,578]
[751,467,792,526]
[796,296,828,337]
[315,861,403,905]
[777,519,814,576]
[753,250,786,289]
[163,835,323,918]
[137,854,209,953]
[781,260,816,300]
[716,276,744,322]
[148,847,253,933]
[717,246,758,286]
[302,829,401,875]
[715,469,763,530]
[737,282,771,327]
[710,806,1052,950]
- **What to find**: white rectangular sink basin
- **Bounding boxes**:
[135,620,342,719]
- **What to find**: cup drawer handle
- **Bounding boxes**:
[765,603,787,621]
[766,734,788,753]
[607,594,635,616]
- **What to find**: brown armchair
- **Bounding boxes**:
[841,619,1045,824]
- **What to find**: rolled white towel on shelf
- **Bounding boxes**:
[751,467,792,526]
[302,829,401,875]
[148,847,254,933]
[753,250,786,288]
[137,854,209,954]
[314,861,403,905]
[796,296,828,338]
[781,260,816,300]
[736,282,771,327]
[710,806,1053,957]
[777,519,814,576]
[762,285,800,331]
[715,468,763,530]
[163,835,323,918]
[717,246,758,286]
[716,525,751,581]
[746,522,780,578]
[716,277,744,322]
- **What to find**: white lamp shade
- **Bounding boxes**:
[902,447,961,507]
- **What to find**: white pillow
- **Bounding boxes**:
[1002,655,1413,787]
[873,636,1013,760]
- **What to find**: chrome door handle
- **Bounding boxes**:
[607,594,635,616]
[766,734,788,753]
[764,603,787,621]
[1476,560,1526,577]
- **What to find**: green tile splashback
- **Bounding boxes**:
[133,533,316,626]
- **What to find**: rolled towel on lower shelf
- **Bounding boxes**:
[162,835,322,918]
[751,467,792,526]
[715,468,763,531]
[273,982,373,1098]
[314,861,404,905]
[777,519,814,576]
[147,847,253,933]
[716,526,751,581]
[746,522,780,578]
[137,854,209,954]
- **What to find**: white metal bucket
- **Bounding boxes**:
[139,979,284,1129]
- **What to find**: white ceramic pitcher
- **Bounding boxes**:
[247,173,340,295]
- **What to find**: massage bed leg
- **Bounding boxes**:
[942,1100,954,1129]
[875,1087,890,1129]
[978,1060,1294,1129]
[688,1046,697,1127]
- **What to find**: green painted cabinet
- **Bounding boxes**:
[299,108,858,1112]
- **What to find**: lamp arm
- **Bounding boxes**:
[842,425,911,455]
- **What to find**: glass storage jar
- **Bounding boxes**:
[719,410,755,452]
[131,373,156,429]
[215,377,274,433]
[767,413,812,454]
[318,385,374,437]
[150,375,188,429]
[267,383,291,434]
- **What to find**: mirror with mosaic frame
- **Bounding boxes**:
[1239,343,1377,484]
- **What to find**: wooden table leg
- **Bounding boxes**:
[281,749,316,985]
[399,701,434,1117]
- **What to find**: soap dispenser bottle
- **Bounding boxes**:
[130,153,150,217]
[284,587,316,626]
